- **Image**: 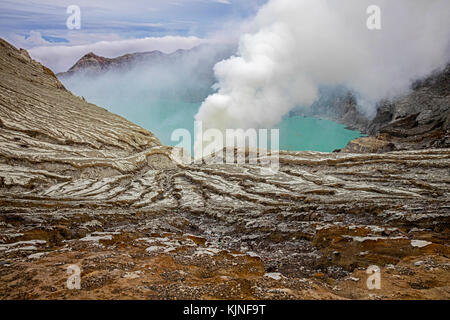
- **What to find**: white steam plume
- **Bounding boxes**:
[195,0,450,133]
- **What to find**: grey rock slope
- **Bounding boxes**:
[342,64,450,153]
[294,64,449,152]
[368,64,450,149]
[290,86,369,133]
[0,38,449,299]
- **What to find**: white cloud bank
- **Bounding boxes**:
[195,0,450,133]
[28,35,206,73]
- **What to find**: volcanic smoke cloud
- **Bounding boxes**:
[195,0,450,132]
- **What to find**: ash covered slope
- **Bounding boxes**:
[0,38,166,187]
[0,38,449,300]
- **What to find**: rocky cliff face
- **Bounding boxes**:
[295,65,449,153]
[290,86,370,133]
[365,64,450,151]
[342,65,449,153]
[0,38,449,300]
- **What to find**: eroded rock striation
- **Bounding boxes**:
[0,39,449,300]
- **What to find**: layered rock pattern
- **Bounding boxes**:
[0,39,449,299]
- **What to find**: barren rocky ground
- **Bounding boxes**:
[0,38,449,300]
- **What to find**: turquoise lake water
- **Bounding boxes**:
[64,85,363,152]
[105,99,363,152]
[274,115,364,152]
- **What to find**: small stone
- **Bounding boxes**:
[386,264,395,270]
[313,272,325,278]
[123,271,143,279]
[411,240,432,248]
[27,252,47,260]
[145,246,162,253]
[348,277,360,282]
[264,272,285,281]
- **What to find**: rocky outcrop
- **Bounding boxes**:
[340,136,396,153]
[290,86,369,133]
[369,65,450,136]
[341,64,450,153]
[366,65,450,151]
[292,64,449,153]
[0,38,449,300]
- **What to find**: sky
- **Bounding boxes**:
[0,0,267,71]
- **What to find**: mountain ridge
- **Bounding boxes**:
[56,44,235,103]
[58,50,168,77]
[57,45,225,79]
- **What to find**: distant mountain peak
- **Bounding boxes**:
[67,52,112,73]
[84,51,98,57]
[63,52,169,77]
[59,49,172,78]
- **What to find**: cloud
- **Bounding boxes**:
[8,31,50,47]
[211,0,232,4]
[28,35,206,73]
[0,0,263,44]
[195,0,450,136]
